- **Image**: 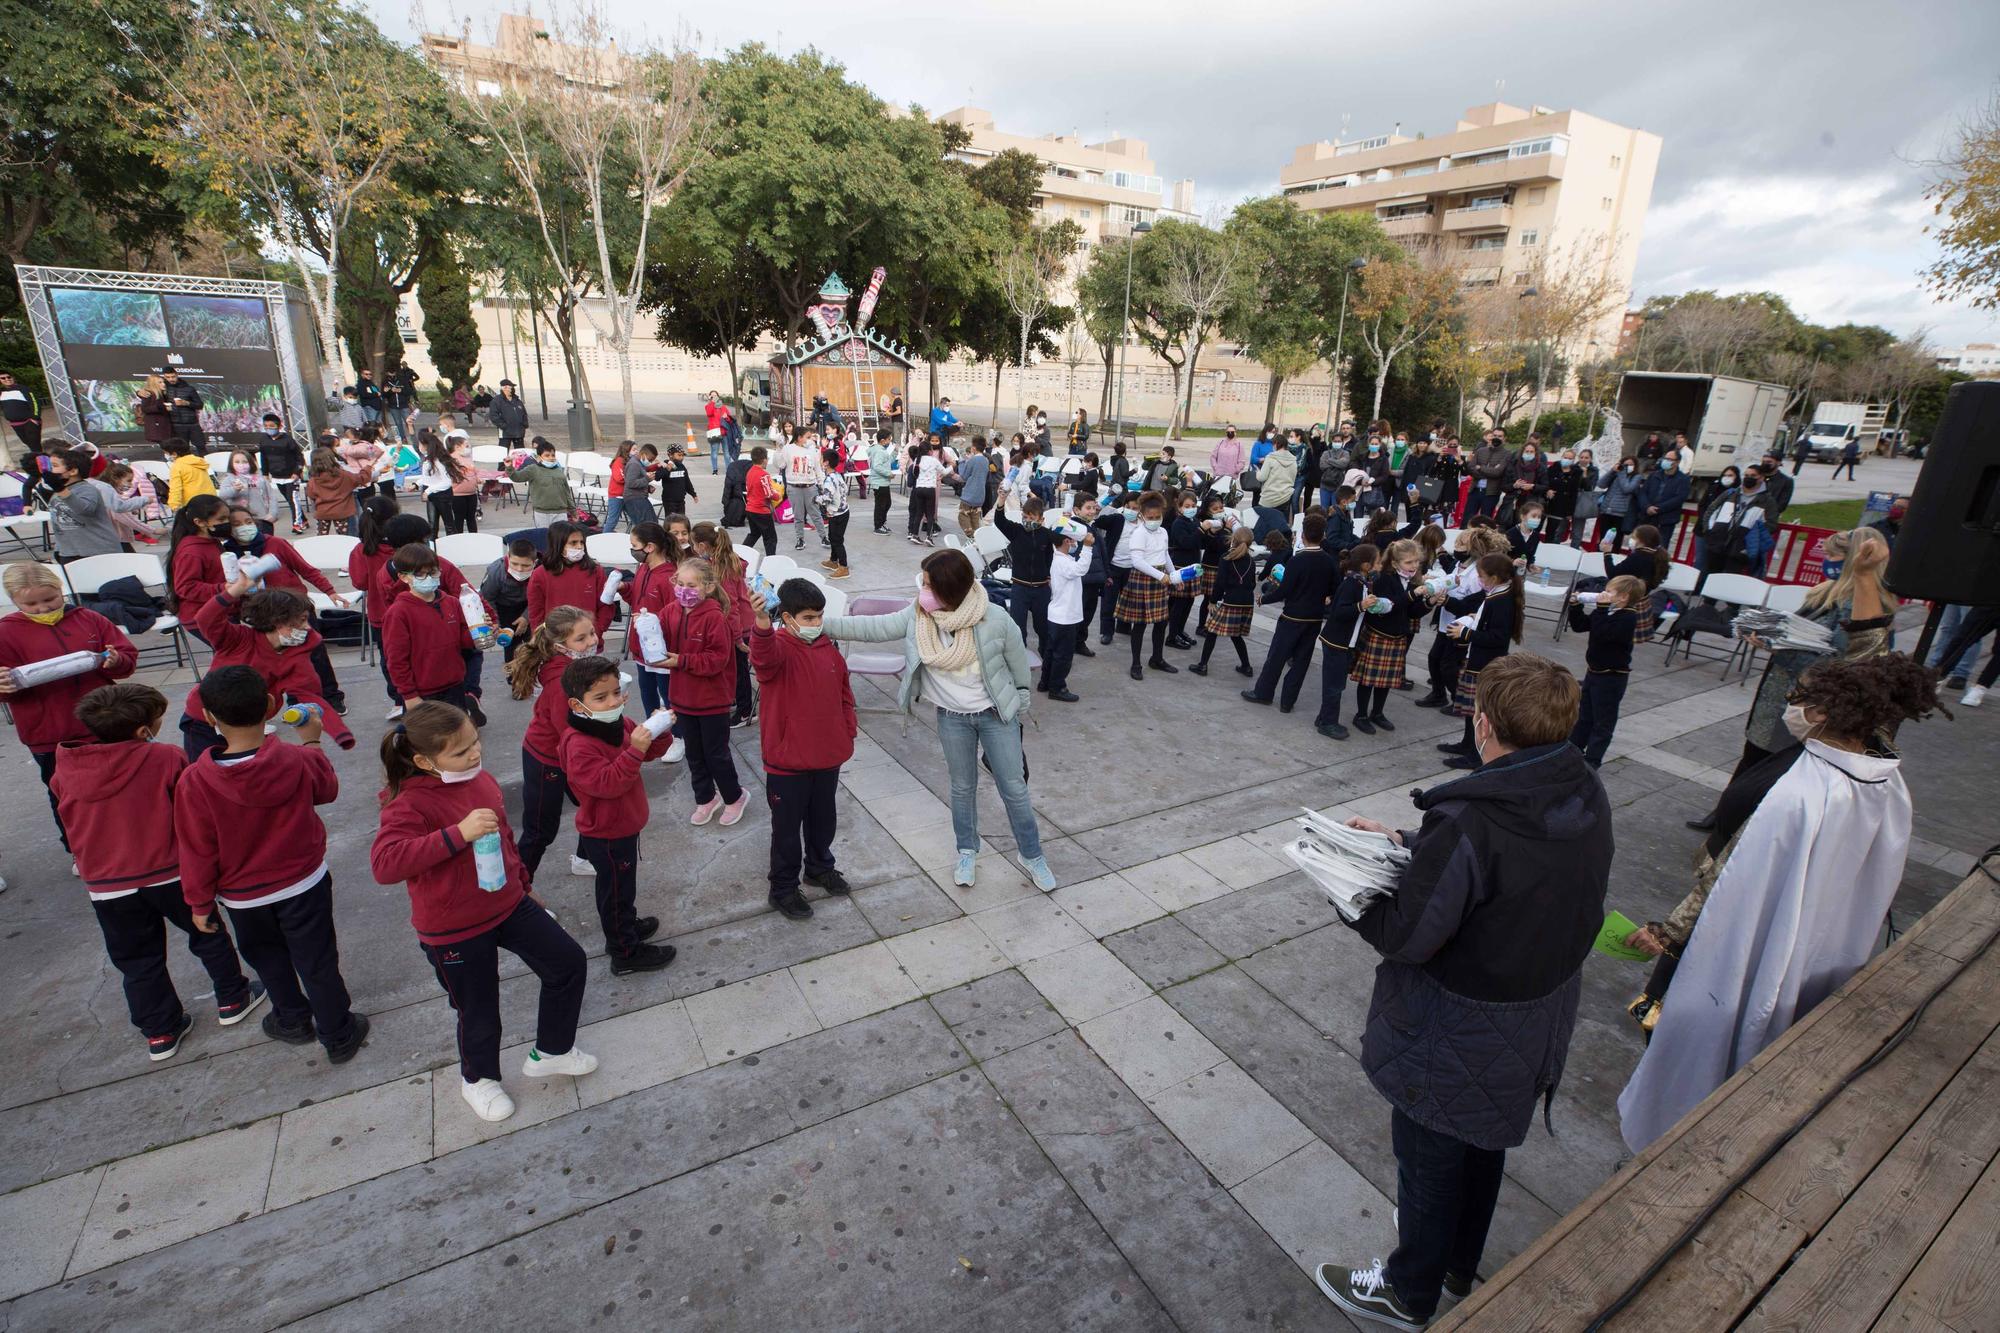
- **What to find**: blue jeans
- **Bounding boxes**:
[708,434,725,474]
[637,666,668,715]
[1252,506,1289,542]
[603,498,625,533]
[1930,604,1983,681]
[935,707,1044,860]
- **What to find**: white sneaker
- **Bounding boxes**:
[462,1077,515,1122]
[1964,685,1987,708]
[661,736,686,763]
[523,1046,598,1078]
[71,860,79,877]
[569,853,594,877]
[0,874,7,892]
[385,703,405,720]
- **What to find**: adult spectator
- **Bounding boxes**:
[45,447,148,561]
[821,548,1056,892]
[1397,437,1434,524]
[1593,454,1643,550]
[1208,425,1246,485]
[1695,464,1781,579]
[257,412,307,534]
[489,379,529,450]
[1758,449,1794,515]
[1466,429,1510,521]
[353,368,383,424]
[807,393,844,439]
[1834,433,1861,481]
[722,448,754,529]
[381,369,411,443]
[159,367,205,449]
[1636,431,1666,469]
[702,390,736,475]
[1619,655,1934,1150]
[135,374,173,448]
[1929,603,1986,690]
[1866,497,1906,551]
[1251,439,1298,541]
[1314,654,1610,1329]
[1504,435,1547,523]
[954,435,990,538]
[882,387,905,441]
[1066,408,1091,456]
[0,370,41,457]
[1789,431,1812,475]
[927,396,958,439]
[1637,452,1690,550]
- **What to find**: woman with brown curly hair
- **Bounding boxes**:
[1617,653,1939,1151]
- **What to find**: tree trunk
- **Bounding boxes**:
[1529,359,1550,434]
[1371,362,1390,424]
[1018,322,1032,428]
[1098,345,1116,423]
[1179,335,1205,439]
[1166,363,1186,440]
[1262,374,1286,427]
[989,359,1003,431]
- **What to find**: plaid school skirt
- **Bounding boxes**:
[1204,600,1253,637]
[1116,572,1170,625]
[1453,661,1482,711]
[1351,627,1414,690]
[1634,602,1658,643]
[1169,569,1199,600]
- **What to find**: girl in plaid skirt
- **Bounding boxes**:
[1114,492,1178,679]
[1190,527,1259,677]
[1165,489,1205,650]
[1350,539,1426,735]
[1439,554,1525,768]
[1312,543,1382,738]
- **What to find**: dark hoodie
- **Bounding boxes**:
[1350,742,1612,1149]
[51,738,190,896]
[173,739,339,914]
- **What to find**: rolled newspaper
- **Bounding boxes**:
[9,650,103,691]
[600,569,624,604]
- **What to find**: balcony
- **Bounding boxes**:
[1443,202,1512,232]
[1458,265,1503,287]
[1379,211,1437,237]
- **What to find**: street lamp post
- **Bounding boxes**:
[1326,255,1367,431]
[1114,220,1152,444]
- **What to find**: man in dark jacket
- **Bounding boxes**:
[1465,431,1510,521]
[1757,450,1794,515]
[721,454,754,528]
[490,379,529,449]
[352,368,383,424]
[1638,456,1691,549]
[257,412,308,532]
[1316,654,1610,1329]
[159,368,205,448]
[0,370,41,455]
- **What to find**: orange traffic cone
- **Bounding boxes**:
[685,423,697,452]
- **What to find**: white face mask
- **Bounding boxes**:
[579,704,625,724]
[508,566,532,582]
[564,547,586,564]
[790,623,824,643]
[435,763,482,784]
[1782,702,1815,742]
[277,627,310,648]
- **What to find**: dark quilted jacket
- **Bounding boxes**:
[1352,742,1612,1150]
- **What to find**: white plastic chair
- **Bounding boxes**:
[570,454,613,485]
[1763,583,1809,615]
[204,451,236,474]
[1662,562,1700,595]
[757,555,799,585]
[1667,572,1770,668]
[59,552,195,673]
[0,510,52,557]
[291,534,359,573]
[130,460,172,486]
[469,444,509,466]
[733,543,763,577]
[971,524,1010,563]
[818,586,849,620]
[586,532,635,566]
[435,532,503,579]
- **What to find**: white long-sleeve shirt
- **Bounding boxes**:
[1121,520,1171,579]
[1048,544,1091,625]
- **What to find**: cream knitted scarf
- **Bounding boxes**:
[913,583,989,673]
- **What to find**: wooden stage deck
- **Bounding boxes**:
[1438,863,2000,1332]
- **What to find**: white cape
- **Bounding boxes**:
[1618,740,1911,1152]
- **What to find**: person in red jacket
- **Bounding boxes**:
[383,543,480,717]
[526,520,613,634]
[349,496,403,719]
[220,502,350,713]
[620,520,680,724]
[175,666,367,1061]
[166,494,232,618]
[0,562,137,854]
[371,511,490,720]
[182,578,356,758]
[751,579,857,921]
[54,683,263,1062]
[504,605,601,882]
[662,557,747,826]
[556,655,675,974]
[692,520,757,725]
[371,701,595,1124]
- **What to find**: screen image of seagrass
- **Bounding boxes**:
[163,295,271,350]
[71,378,145,433]
[50,289,169,347]
[196,382,287,435]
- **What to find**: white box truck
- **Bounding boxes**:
[1801,401,1887,462]
[1611,372,1788,478]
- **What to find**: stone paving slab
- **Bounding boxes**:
[267,1074,434,1209]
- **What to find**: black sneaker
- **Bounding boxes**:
[610,942,677,974]
[262,1011,317,1045]
[1437,741,1472,755]
[1314,1260,1425,1330]
[1187,662,1209,676]
[1685,813,1717,831]
[1234,663,1255,677]
[1278,702,1294,714]
[467,699,489,728]
[805,868,852,896]
[1352,716,1377,735]
[324,1012,371,1065]
[771,890,814,920]
[216,981,268,1027]
[730,713,755,729]
[1369,713,1395,731]
[1099,632,1114,646]
[148,1012,194,1062]
[327,697,349,717]
[1049,689,1080,702]
[1240,689,1268,704]
[634,915,661,942]
[1443,1270,1475,1302]
[1147,658,1178,673]
[1129,665,1144,681]
[1442,753,1479,770]
[1074,643,1095,658]
[1413,693,1448,709]
[1316,722,1350,740]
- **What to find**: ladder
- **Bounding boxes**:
[848,355,881,436]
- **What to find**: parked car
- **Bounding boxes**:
[735,366,772,430]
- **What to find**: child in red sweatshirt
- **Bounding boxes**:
[750,578,857,921]
[382,542,480,716]
[182,576,356,758]
[53,683,263,1062]
[174,665,368,1062]
[370,511,488,722]
[504,605,600,881]
[557,655,675,974]
[370,701,594,1124]
[526,520,614,634]
[0,562,136,854]
[662,557,747,825]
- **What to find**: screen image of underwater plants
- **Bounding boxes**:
[163,295,271,350]
[51,289,169,347]
[71,378,144,433]
[196,382,288,435]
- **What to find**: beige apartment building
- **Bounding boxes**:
[1280,102,1661,356]
[420,13,631,97]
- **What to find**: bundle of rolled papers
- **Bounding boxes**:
[1280,807,1410,922]
[1732,606,1835,653]
[9,650,103,691]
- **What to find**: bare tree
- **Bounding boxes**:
[1875,332,1937,430]
[1511,235,1626,430]
[997,224,1072,426]
[1154,224,1239,438]
[461,2,707,439]
[1059,320,1091,419]
[1765,348,1827,425]
[149,0,411,392]
[1350,254,1460,424]
[1647,293,1775,376]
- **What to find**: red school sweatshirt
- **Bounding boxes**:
[174,740,338,914]
[51,738,188,897]
[226,535,335,598]
[171,533,226,616]
[522,654,574,765]
[749,626,856,775]
[558,715,669,838]
[619,560,677,661]
[186,593,355,749]
[662,596,736,716]
[369,770,529,945]
[0,609,137,752]
[382,591,476,700]
[526,562,612,635]
[349,544,394,627]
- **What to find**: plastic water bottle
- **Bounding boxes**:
[238,553,282,583]
[459,587,494,651]
[1537,566,1550,587]
[1269,563,1286,584]
[220,552,242,584]
[473,831,506,892]
[277,702,321,727]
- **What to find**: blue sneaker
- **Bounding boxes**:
[952,851,977,887]
[1022,855,1057,892]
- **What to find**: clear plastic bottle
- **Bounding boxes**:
[473,831,506,891]
[459,587,494,650]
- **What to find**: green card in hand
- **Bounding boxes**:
[1594,910,1652,961]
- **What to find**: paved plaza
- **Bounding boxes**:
[0,470,1988,1332]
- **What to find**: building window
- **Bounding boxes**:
[1601,196,1613,210]
[1078,207,1092,220]
[1519,229,1539,246]
[1462,235,1505,252]
[1610,154,1622,168]
[1527,187,1546,204]
[475,78,502,98]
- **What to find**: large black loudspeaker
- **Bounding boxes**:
[1886,381,2000,607]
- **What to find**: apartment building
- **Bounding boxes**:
[938,107,1198,261]
[421,13,631,98]
[1279,102,1661,353]
[1936,343,2000,378]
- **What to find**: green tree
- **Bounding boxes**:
[1074,241,1135,424]
[641,230,780,398]
[969,149,1045,226]
[1923,87,2000,310]
[1222,198,1323,424]
[418,253,482,392]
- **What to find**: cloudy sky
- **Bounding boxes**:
[425,0,2000,347]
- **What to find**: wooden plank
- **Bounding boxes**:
[1869,1299,1959,1333]
[1738,1027,2000,1332]
[1896,872,2000,964]
[1598,1191,1804,1332]
[1873,1151,2000,1333]
[1437,876,1996,1332]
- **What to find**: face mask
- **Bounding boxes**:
[432,762,482,784]
[581,704,625,724]
[1663,461,1677,472]
[538,458,560,469]
[629,549,650,564]
[232,524,259,544]
[1819,559,1843,580]
[564,548,585,564]
[1522,452,1537,461]
[277,627,310,648]
[1142,518,1162,531]
[508,566,532,582]
[232,463,252,475]
[673,585,703,608]
[558,640,597,659]
[1721,476,1738,488]
[1561,459,1574,468]
[410,574,441,596]
[24,607,64,626]
[790,623,824,643]
[917,585,944,613]
[1180,507,1197,519]
[1782,702,1815,743]
[1523,517,1542,531]
[1368,444,1380,454]
[1623,465,1635,474]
